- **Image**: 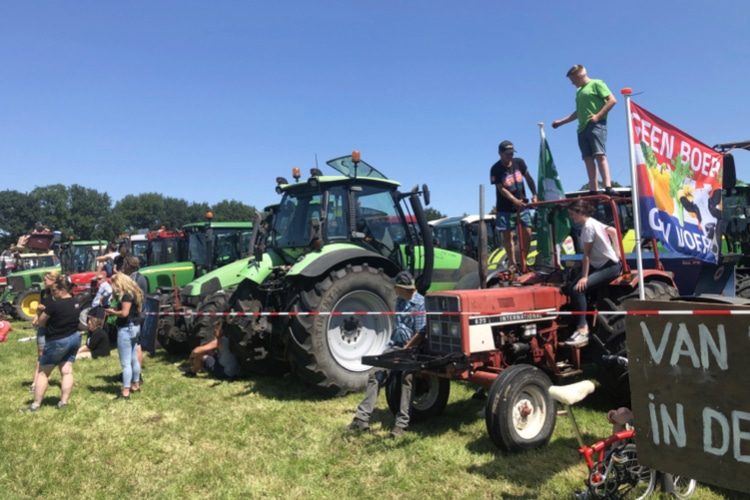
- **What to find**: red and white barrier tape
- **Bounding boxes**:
[144,309,750,318]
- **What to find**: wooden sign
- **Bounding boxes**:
[626,299,750,494]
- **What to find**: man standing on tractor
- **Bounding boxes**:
[490,140,537,272]
[552,64,617,193]
[348,271,426,438]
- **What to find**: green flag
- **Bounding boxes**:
[535,128,570,264]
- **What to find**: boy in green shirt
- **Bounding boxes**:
[552,64,617,193]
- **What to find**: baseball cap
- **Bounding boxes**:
[393,271,416,290]
[498,140,516,154]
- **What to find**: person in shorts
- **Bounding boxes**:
[29,275,81,411]
[552,64,617,193]
[30,270,59,393]
[490,140,537,271]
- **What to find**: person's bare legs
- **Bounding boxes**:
[503,230,516,268]
[595,154,612,188]
[32,366,53,407]
[59,362,74,405]
[584,156,598,191]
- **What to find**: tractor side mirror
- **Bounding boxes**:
[422,184,430,206]
[723,153,736,191]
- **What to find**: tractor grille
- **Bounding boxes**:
[426,295,462,354]
[8,276,25,293]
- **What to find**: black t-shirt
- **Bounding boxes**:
[490,158,528,213]
[44,297,81,341]
[40,288,54,309]
[87,328,110,358]
[115,293,140,327]
[113,255,125,272]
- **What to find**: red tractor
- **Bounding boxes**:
[364,193,678,452]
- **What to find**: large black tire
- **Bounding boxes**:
[737,273,750,299]
[485,365,556,452]
[191,290,230,347]
[14,289,41,321]
[385,372,450,422]
[288,264,396,395]
[594,281,679,407]
[156,293,190,355]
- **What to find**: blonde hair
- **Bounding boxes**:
[110,272,144,312]
[44,270,61,282]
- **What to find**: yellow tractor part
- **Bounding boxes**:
[18,291,41,320]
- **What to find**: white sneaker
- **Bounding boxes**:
[565,330,589,347]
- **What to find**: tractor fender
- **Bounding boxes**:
[288,247,400,280]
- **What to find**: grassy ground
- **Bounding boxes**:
[0,320,737,499]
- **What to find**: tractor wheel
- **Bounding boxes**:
[385,372,450,422]
[594,281,678,407]
[288,264,395,395]
[485,364,556,452]
[192,290,230,347]
[15,289,41,321]
[737,273,750,299]
[156,294,189,355]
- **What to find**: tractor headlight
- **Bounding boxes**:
[449,322,461,337]
[429,321,442,336]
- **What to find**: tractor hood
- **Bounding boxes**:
[429,285,567,316]
[139,261,196,292]
[5,265,61,281]
[234,249,287,286]
[182,257,254,299]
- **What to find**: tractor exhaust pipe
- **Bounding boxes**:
[409,191,433,295]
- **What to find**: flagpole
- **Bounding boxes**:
[622,88,645,300]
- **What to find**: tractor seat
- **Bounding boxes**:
[548,380,596,406]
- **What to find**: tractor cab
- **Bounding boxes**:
[430,214,501,262]
[182,219,254,275]
[58,240,108,274]
[146,228,186,266]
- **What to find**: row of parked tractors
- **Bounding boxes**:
[2,144,748,451]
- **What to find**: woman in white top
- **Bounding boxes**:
[565,200,622,347]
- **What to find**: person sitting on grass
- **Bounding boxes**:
[76,307,110,360]
[348,271,426,438]
[183,323,240,380]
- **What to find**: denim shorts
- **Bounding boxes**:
[39,332,81,367]
[495,210,532,231]
[578,121,607,158]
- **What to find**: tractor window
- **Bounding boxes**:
[152,238,182,265]
[188,232,209,266]
[274,192,323,248]
[61,246,97,273]
[131,241,149,268]
[354,187,401,254]
[239,230,254,257]
[325,187,348,240]
[212,229,248,266]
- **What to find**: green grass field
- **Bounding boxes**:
[0,320,735,499]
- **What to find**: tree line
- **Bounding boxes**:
[0,184,257,248]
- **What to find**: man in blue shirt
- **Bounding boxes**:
[349,271,426,438]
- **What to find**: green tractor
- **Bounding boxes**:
[1,251,60,321]
[1,238,108,321]
[715,141,750,298]
[222,152,478,394]
[149,218,255,354]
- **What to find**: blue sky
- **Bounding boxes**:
[1,1,748,217]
